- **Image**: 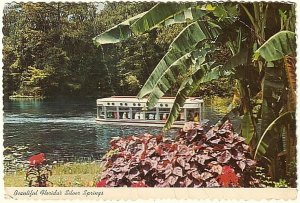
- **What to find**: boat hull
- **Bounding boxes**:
[96,118,185,128]
[95,119,210,128]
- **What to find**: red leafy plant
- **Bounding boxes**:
[26,153,52,187]
[97,121,263,187]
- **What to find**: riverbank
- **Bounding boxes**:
[4,162,103,187]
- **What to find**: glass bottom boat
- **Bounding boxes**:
[96,96,205,128]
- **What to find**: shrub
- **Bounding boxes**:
[97,121,263,187]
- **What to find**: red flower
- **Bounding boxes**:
[29,153,46,166]
[217,165,239,187]
[131,181,147,187]
[96,179,106,187]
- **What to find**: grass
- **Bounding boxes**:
[4,162,103,187]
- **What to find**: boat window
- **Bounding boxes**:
[160,104,163,107]
[119,107,130,119]
[112,103,115,105]
[120,103,123,106]
[145,107,156,120]
[125,103,128,106]
[107,102,110,105]
[165,104,168,107]
[97,105,105,119]
[106,106,117,119]
[158,108,170,120]
[132,107,143,120]
[138,103,141,106]
[187,109,200,122]
[133,103,136,106]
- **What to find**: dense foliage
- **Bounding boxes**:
[94,2,296,184]
[97,121,262,187]
[3,2,231,98]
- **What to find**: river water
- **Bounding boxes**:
[3,98,225,163]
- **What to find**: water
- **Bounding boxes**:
[3,98,225,163]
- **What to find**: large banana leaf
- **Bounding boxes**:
[146,48,214,109]
[93,12,146,45]
[163,63,222,130]
[223,47,248,72]
[253,31,296,61]
[164,7,207,26]
[162,46,248,130]
[258,67,284,158]
[154,3,237,27]
[254,111,295,159]
[93,3,190,45]
[131,3,190,34]
[172,21,221,52]
[241,112,255,144]
[260,67,284,130]
[138,21,221,101]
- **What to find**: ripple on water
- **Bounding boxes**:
[3,99,227,162]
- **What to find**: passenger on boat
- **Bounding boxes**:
[134,112,140,119]
[180,112,184,121]
[194,112,199,122]
[140,112,144,119]
[148,114,154,120]
[122,112,127,119]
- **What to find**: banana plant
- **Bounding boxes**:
[93,2,242,123]
[93,3,296,181]
[253,30,296,180]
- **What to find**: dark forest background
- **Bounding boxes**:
[2,2,232,99]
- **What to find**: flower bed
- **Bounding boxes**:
[97,121,263,187]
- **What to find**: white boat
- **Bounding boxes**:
[96,96,205,128]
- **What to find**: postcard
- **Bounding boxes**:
[1,0,298,200]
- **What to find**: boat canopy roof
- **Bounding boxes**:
[97,96,203,108]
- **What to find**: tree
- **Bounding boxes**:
[93,2,296,182]
[3,2,105,98]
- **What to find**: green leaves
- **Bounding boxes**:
[170,21,221,52]
[131,3,189,34]
[164,7,207,26]
[253,31,296,61]
[145,48,212,110]
[93,12,146,45]
[137,21,221,104]
[93,3,190,45]
[164,63,222,130]
[254,111,295,159]
[93,3,226,46]
[162,28,246,128]
[241,112,255,144]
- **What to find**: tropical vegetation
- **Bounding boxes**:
[2,1,296,187]
[3,2,232,99]
[97,121,262,187]
[94,2,296,186]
